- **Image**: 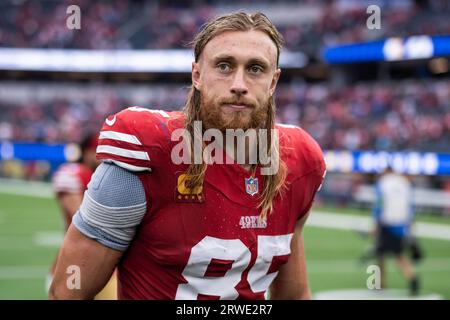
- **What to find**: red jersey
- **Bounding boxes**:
[53,163,93,229]
[97,107,326,300]
[53,163,92,193]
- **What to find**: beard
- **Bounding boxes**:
[199,92,269,132]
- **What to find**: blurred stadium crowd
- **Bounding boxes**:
[1,79,449,152]
[0,0,449,54]
[0,0,449,190]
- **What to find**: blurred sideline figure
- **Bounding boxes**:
[373,166,420,296]
[49,133,117,300]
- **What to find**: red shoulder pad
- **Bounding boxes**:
[277,124,327,220]
[277,123,326,179]
[96,107,174,172]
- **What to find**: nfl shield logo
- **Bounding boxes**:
[245,177,259,196]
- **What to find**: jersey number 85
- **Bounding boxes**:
[175,234,293,299]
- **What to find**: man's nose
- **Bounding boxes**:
[230,68,248,95]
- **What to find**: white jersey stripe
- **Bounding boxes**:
[99,131,142,145]
[96,145,150,161]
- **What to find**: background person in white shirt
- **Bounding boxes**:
[373,166,420,295]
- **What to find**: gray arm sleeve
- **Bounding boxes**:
[72,162,147,251]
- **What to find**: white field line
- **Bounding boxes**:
[308,211,450,241]
[0,232,63,250]
[0,266,49,279]
[33,231,64,247]
[307,258,450,273]
[0,178,53,198]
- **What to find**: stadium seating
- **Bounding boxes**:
[1,80,448,152]
[1,0,449,54]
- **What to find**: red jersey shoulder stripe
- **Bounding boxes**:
[99,131,142,145]
[97,145,150,161]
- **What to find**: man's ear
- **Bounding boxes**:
[192,62,201,90]
[270,68,281,96]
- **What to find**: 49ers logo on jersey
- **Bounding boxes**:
[239,215,267,229]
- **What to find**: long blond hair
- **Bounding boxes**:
[183,12,287,219]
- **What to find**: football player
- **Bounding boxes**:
[49,12,326,300]
[50,133,117,299]
[52,133,99,232]
[373,166,420,295]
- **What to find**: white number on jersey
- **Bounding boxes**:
[175,234,293,300]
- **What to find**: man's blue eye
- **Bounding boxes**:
[250,66,263,73]
[218,63,230,71]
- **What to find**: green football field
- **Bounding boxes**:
[0,191,449,300]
